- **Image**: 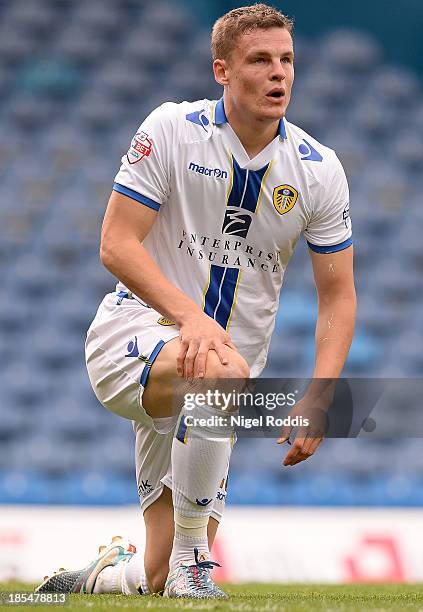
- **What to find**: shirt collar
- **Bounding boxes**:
[212,96,287,140]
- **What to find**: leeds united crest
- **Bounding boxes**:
[273,184,298,215]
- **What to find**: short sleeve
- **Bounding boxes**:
[303,152,352,254]
[113,103,175,211]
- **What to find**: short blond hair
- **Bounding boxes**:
[211,3,294,61]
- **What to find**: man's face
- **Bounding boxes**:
[216,27,294,122]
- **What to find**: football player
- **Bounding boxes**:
[37,3,355,599]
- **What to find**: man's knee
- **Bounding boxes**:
[205,349,250,380]
[143,340,250,417]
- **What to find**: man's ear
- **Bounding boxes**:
[213,59,229,86]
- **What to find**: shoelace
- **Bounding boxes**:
[186,547,221,590]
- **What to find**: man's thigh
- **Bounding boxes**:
[85,291,180,422]
[141,337,181,418]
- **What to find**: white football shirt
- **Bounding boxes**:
[113,98,352,377]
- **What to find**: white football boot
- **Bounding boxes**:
[163,547,227,599]
[35,536,136,594]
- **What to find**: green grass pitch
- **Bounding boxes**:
[1,582,423,611]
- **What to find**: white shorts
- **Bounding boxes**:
[85,291,229,522]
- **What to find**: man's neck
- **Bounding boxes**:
[224,98,281,159]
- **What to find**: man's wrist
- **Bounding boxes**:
[303,378,336,407]
[173,304,204,327]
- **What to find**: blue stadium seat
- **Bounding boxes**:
[371,67,421,109]
[14,436,67,473]
[144,87,193,113]
[274,292,317,335]
[0,65,11,99]
[1,360,52,408]
[0,27,41,64]
[389,332,423,376]
[0,470,51,504]
[265,339,307,376]
[0,294,34,334]
[51,289,98,334]
[28,324,82,372]
[372,259,423,306]
[357,294,407,337]
[321,29,382,74]
[64,471,137,505]
[300,68,351,108]
[167,62,220,100]
[45,398,106,441]
[287,96,333,140]
[71,2,126,38]
[120,28,179,70]
[189,33,215,69]
[8,96,60,131]
[324,129,370,177]
[0,404,27,443]
[42,234,87,272]
[94,62,153,103]
[142,2,192,41]
[343,332,383,373]
[54,27,108,66]
[17,59,80,100]
[351,96,395,138]
[391,131,423,171]
[93,434,134,474]
[74,92,123,132]
[81,256,117,296]
[2,1,57,38]
[12,253,62,299]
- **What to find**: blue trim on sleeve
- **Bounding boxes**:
[113,183,161,211]
[307,236,353,254]
[140,340,166,387]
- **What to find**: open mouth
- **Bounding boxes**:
[267,90,284,100]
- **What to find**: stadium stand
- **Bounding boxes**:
[0,0,422,507]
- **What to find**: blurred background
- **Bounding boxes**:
[1,0,423,583]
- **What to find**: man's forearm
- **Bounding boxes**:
[312,293,356,380]
[101,237,202,326]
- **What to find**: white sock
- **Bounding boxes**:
[93,553,150,595]
[171,530,209,568]
[121,553,150,595]
[169,401,233,571]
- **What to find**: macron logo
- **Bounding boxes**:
[125,337,139,357]
[196,498,213,506]
[186,109,210,132]
[299,139,323,162]
[188,162,228,180]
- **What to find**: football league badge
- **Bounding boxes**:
[127,131,153,164]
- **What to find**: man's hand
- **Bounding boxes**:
[277,393,330,466]
[177,312,237,380]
